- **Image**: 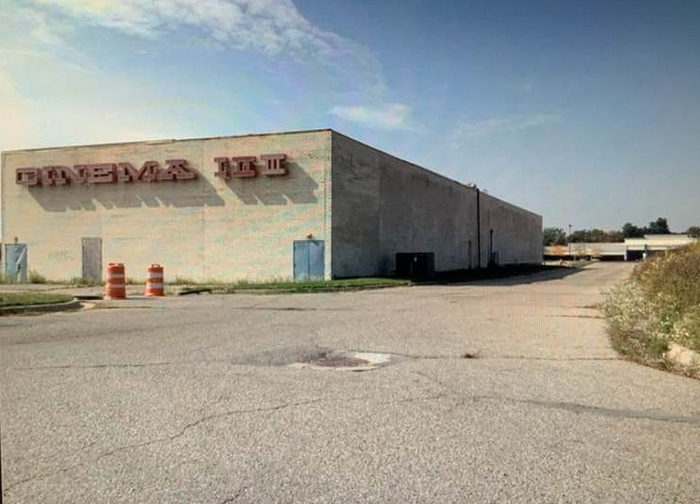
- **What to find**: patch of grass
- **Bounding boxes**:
[0,292,73,308]
[170,265,567,293]
[170,276,197,286]
[68,277,102,287]
[603,242,700,378]
[213,277,412,293]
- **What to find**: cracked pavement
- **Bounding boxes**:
[1,262,699,503]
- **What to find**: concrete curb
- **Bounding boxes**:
[211,284,411,295]
[665,343,700,369]
[0,298,83,316]
[172,283,411,296]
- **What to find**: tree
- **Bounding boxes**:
[622,222,644,239]
[646,217,670,235]
[568,230,588,243]
[603,230,624,242]
[543,227,567,246]
[586,229,607,242]
[687,226,700,238]
[567,228,617,243]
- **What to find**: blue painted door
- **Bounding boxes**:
[293,240,325,280]
[5,243,28,283]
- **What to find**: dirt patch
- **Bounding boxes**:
[307,354,370,368]
[288,350,398,372]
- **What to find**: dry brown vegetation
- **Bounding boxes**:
[603,242,700,377]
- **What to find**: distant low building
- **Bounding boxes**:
[544,234,698,261]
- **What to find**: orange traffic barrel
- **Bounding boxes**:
[104,262,126,300]
[145,264,164,297]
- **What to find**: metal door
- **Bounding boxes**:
[82,237,102,281]
[5,243,28,283]
[293,240,325,280]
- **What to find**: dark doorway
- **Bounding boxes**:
[396,252,435,279]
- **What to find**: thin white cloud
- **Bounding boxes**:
[449,113,560,148]
[329,103,411,130]
[31,0,359,57]
[24,0,388,97]
[0,0,400,152]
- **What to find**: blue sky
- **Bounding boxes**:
[1,0,699,231]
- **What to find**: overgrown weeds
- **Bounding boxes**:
[603,242,700,377]
[28,270,47,284]
[0,273,16,284]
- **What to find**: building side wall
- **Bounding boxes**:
[331,132,542,277]
[330,134,381,277]
[479,193,543,266]
[377,152,477,273]
[1,130,332,282]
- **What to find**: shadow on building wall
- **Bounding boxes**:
[222,162,318,205]
[26,162,319,210]
[27,174,225,211]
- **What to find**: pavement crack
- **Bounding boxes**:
[411,370,459,395]
[16,362,177,370]
[407,374,698,426]
[491,356,619,362]
[94,398,325,462]
[514,398,700,426]
[14,357,252,371]
[220,487,244,503]
[448,393,700,427]
[3,398,325,494]
[397,393,450,404]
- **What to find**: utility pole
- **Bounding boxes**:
[568,223,572,258]
[476,187,481,268]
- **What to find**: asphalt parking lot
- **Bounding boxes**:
[1,262,699,503]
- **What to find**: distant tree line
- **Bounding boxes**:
[543,218,700,246]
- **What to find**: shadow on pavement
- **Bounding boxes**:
[412,265,589,288]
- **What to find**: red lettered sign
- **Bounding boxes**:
[16,160,198,186]
[214,154,287,180]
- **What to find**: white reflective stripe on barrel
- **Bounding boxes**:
[108,274,125,279]
[146,283,164,289]
[107,284,125,289]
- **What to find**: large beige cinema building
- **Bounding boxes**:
[1,129,542,282]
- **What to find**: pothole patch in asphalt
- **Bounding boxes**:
[288,351,397,372]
